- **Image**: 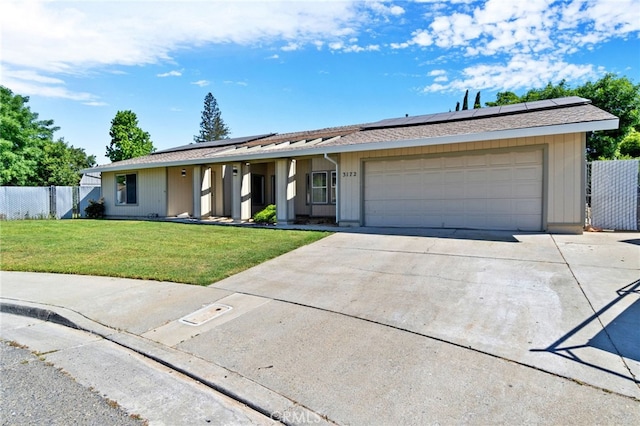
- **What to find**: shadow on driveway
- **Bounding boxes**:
[532,279,640,384]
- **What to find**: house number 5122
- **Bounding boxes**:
[342,171,357,177]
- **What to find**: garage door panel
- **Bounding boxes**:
[444,157,465,168]
[488,168,512,181]
[444,170,464,183]
[364,150,543,231]
[467,169,488,182]
[487,183,513,198]
[467,155,489,167]
[465,199,488,214]
[489,152,513,166]
[443,185,466,199]
[515,166,540,180]
[515,150,542,164]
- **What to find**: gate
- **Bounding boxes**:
[587,160,640,231]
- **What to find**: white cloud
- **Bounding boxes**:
[281,42,301,52]
[1,65,101,102]
[157,70,182,77]
[368,2,405,17]
[83,101,108,107]
[191,80,210,87]
[1,1,366,74]
[422,54,597,93]
[0,0,370,99]
[266,54,280,60]
[224,80,248,87]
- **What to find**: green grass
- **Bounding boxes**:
[0,220,330,285]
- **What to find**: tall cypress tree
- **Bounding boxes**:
[473,91,481,109]
[462,90,469,110]
[194,92,230,143]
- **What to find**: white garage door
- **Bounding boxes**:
[364,150,543,231]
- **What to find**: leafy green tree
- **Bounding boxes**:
[455,102,460,111]
[462,90,469,110]
[106,110,154,162]
[0,86,94,186]
[520,80,573,102]
[619,130,640,158]
[575,74,640,159]
[485,91,520,107]
[485,74,640,160]
[36,139,96,186]
[194,92,230,143]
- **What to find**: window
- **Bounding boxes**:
[311,171,328,204]
[331,171,337,204]
[116,173,137,205]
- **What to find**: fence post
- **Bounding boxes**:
[49,185,56,219]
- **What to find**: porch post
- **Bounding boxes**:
[287,159,296,222]
[241,163,252,220]
[231,162,241,221]
[200,166,212,218]
[192,165,202,219]
[276,159,296,224]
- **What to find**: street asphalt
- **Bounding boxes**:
[1,228,639,425]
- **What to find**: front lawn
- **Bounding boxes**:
[0,220,329,285]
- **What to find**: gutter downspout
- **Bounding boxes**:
[324,153,339,225]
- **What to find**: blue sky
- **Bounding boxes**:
[2,0,639,164]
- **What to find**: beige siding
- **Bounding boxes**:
[295,159,311,215]
[212,164,225,216]
[546,133,584,227]
[167,166,193,216]
[338,133,585,230]
[310,156,337,217]
[103,168,167,218]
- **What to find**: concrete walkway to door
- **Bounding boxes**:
[1,228,638,424]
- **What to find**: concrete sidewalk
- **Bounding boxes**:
[1,229,639,424]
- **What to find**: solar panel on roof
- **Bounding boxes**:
[447,109,476,119]
[361,96,591,131]
[523,99,556,110]
[499,103,526,113]
[552,96,587,106]
[470,106,500,117]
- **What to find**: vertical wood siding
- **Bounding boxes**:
[295,159,311,215]
[103,168,167,218]
[167,166,193,216]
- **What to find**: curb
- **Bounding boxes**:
[0,299,332,426]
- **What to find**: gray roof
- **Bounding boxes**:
[86,97,618,173]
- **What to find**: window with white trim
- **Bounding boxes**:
[116,173,137,205]
[311,171,328,204]
[330,171,337,204]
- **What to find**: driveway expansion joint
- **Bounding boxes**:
[216,287,640,402]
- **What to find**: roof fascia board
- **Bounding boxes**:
[84,118,618,173]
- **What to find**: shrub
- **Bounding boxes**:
[253,204,276,224]
[85,198,105,219]
[618,130,640,158]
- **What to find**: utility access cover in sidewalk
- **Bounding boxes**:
[179,303,232,326]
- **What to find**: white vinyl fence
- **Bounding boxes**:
[0,186,101,220]
[587,159,640,231]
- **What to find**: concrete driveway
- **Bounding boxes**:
[201,229,640,412]
[2,228,638,424]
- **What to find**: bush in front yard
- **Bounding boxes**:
[253,204,276,224]
[85,198,105,218]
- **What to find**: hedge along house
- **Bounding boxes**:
[87,97,618,234]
